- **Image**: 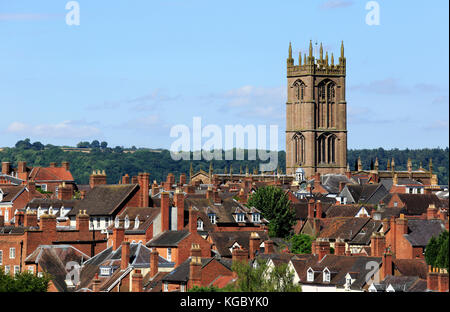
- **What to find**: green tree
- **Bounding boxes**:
[290,234,313,254]
[100,141,108,149]
[0,268,51,292]
[246,186,296,238]
[425,231,449,270]
[229,259,301,292]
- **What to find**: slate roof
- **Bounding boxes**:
[77,242,172,291]
[162,257,232,283]
[24,245,90,292]
[147,230,190,247]
[397,194,444,215]
[0,173,24,185]
[0,185,26,202]
[379,275,427,292]
[317,217,370,241]
[403,219,446,247]
[393,259,428,279]
[26,198,77,209]
[69,184,139,216]
[208,231,269,258]
[108,207,160,234]
[380,178,423,191]
[320,174,355,194]
[343,184,386,204]
[349,219,383,245]
[326,204,364,218]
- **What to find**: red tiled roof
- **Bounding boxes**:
[29,167,74,182]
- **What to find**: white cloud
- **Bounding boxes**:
[6,120,101,139]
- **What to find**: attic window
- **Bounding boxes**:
[307,268,314,282]
[323,268,331,283]
[134,216,140,229]
[114,216,120,228]
[252,213,261,223]
[100,267,111,276]
[235,213,245,223]
[197,219,204,231]
[208,213,216,224]
[124,215,130,229]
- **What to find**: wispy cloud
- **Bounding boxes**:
[349,78,409,95]
[6,120,102,139]
[432,95,449,104]
[320,0,354,9]
[424,119,449,131]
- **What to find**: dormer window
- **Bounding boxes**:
[100,266,111,276]
[307,268,314,282]
[208,213,216,224]
[114,216,120,228]
[323,268,331,283]
[235,213,245,223]
[252,213,261,223]
[197,219,204,231]
[134,216,140,229]
[124,215,130,229]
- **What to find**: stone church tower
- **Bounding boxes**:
[286,40,347,178]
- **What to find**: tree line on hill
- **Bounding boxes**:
[1,139,448,186]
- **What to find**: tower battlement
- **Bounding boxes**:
[287,40,346,77]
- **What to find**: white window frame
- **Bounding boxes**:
[100,267,111,276]
[40,184,47,192]
[27,266,34,274]
[323,268,331,283]
[4,209,9,222]
[163,282,168,292]
[0,250,2,265]
[167,248,172,262]
[180,284,186,292]
[307,268,314,282]
[208,213,216,224]
[252,213,260,223]
[13,265,20,275]
[197,219,203,231]
[4,265,10,274]
[37,272,43,278]
[235,213,245,223]
[9,247,15,259]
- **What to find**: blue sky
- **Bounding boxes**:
[0,0,448,150]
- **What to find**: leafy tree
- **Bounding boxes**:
[31,141,45,151]
[15,138,32,149]
[113,146,124,153]
[290,234,313,254]
[0,268,51,292]
[246,186,296,238]
[425,231,449,270]
[76,141,90,148]
[229,259,301,292]
[100,141,108,149]
[90,140,100,149]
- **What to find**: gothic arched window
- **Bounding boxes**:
[292,80,306,101]
[318,133,337,164]
[317,80,336,128]
[293,133,305,165]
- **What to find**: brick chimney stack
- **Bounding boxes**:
[15,211,24,226]
[62,161,70,171]
[189,243,202,289]
[249,232,261,260]
[1,162,11,175]
[57,182,72,200]
[132,270,143,292]
[188,206,199,234]
[427,266,439,291]
[122,174,130,184]
[174,188,185,231]
[427,204,438,220]
[17,161,28,181]
[370,232,386,257]
[212,189,221,204]
[24,210,38,227]
[151,180,159,196]
[437,269,449,292]
[121,241,131,270]
[0,215,4,227]
[160,192,170,232]
[150,249,159,278]
[264,240,275,254]
[112,226,125,251]
[316,239,330,261]
[89,170,107,188]
[138,172,150,208]
[231,246,248,277]
[180,173,187,186]
[315,200,323,218]
[76,210,90,240]
[49,162,57,168]
[92,273,101,292]
[206,187,213,200]
[39,213,57,244]
[381,250,393,280]
[308,199,315,219]
[334,239,346,256]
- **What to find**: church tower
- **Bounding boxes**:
[286,41,347,178]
